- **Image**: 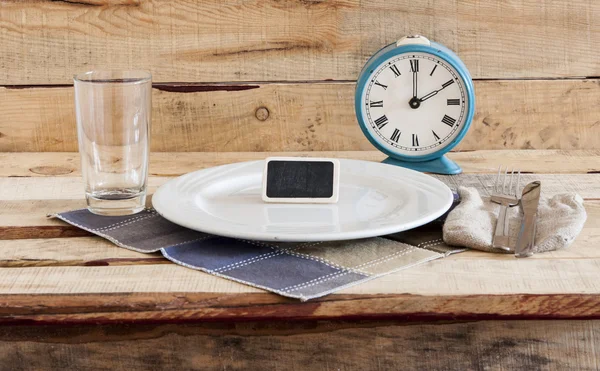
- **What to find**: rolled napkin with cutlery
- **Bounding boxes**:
[443,187,587,254]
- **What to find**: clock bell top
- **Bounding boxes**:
[396,35,431,47]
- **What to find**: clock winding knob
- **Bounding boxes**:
[396,35,431,47]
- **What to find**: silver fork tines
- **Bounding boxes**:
[490,166,521,251]
[494,166,520,197]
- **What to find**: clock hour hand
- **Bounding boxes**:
[418,79,455,102]
[418,89,440,102]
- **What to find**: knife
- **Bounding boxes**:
[515,181,541,258]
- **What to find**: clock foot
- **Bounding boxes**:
[382,155,462,175]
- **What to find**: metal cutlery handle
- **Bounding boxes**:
[492,204,511,251]
[516,181,541,258]
[515,213,536,258]
[490,166,520,252]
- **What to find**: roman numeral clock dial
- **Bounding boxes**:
[361,52,469,157]
[356,35,474,174]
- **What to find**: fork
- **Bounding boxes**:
[490,166,521,251]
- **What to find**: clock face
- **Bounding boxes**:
[361,52,469,156]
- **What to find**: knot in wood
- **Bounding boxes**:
[29,166,74,176]
[255,107,270,121]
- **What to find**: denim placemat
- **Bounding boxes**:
[54,206,464,301]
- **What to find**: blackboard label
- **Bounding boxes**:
[262,157,340,204]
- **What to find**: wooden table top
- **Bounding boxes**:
[0,150,599,324]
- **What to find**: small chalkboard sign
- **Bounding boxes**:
[262,157,340,203]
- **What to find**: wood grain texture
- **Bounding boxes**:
[1,150,600,177]
[0,291,598,323]
[0,163,598,239]
[0,251,598,298]
[1,0,599,83]
[0,199,597,265]
[0,237,164,267]
[1,173,598,202]
[0,151,596,322]
[2,80,599,152]
[0,320,598,370]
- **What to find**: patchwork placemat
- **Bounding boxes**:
[54,206,464,301]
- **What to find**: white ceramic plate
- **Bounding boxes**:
[152,159,453,242]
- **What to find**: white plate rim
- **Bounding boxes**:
[152,159,454,242]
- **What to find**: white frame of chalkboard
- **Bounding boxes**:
[261,157,340,204]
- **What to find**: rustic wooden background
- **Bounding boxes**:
[1,0,599,152]
[1,2,600,369]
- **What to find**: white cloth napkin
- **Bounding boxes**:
[443,187,587,253]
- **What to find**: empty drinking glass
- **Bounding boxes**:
[74,70,151,216]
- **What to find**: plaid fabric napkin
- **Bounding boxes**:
[54,204,463,301]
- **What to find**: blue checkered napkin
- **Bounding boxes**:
[54,208,464,301]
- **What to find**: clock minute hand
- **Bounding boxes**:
[412,70,418,98]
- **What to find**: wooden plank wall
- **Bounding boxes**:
[0,0,599,152]
[0,320,599,370]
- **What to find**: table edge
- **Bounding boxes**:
[0,292,598,325]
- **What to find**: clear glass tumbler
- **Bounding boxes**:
[74,70,151,216]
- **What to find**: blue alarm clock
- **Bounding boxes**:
[355,35,475,175]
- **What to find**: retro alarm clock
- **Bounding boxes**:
[355,35,475,174]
